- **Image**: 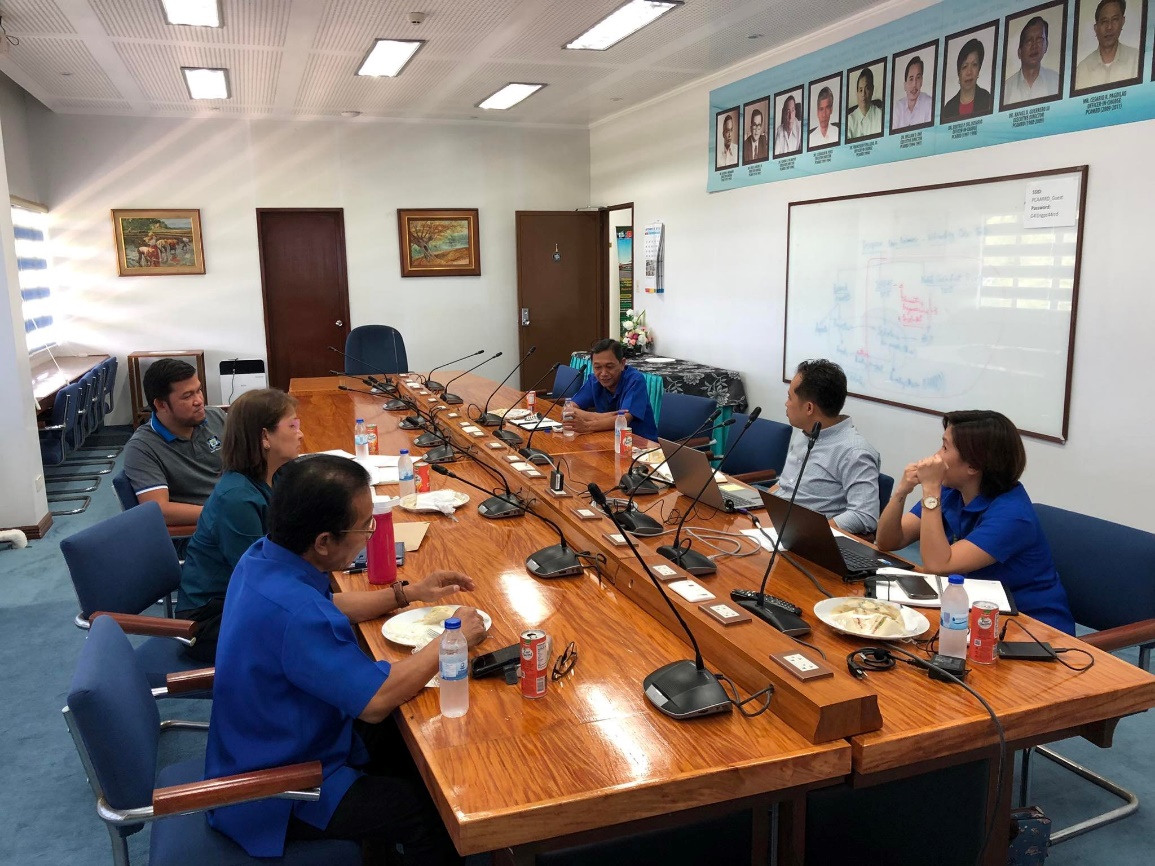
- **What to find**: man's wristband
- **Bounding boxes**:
[392,580,410,609]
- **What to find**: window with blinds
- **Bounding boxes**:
[11,200,55,353]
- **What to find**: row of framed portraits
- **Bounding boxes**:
[714,0,1148,171]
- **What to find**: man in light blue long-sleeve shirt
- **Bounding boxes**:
[772,359,881,536]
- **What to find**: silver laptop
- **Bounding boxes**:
[659,437,764,511]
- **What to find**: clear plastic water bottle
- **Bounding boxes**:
[938,574,969,659]
[398,449,415,499]
[561,399,576,440]
[354,418,369,460]
[439,617,469,718]
[614,409,627,452]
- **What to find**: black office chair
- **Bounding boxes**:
[345,325,408,375]
[1018,503,1155,843]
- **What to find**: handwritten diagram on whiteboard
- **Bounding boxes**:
[784,167,1085,441]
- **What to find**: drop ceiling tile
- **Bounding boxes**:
[3,0,76,35]
[115,42,279,104]
[295,52,457,111]
[90,0,291,46]
[9,36,122,98]
[313,0,521,53]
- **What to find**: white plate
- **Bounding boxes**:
[398,491,469,512]
[813,597,930,641]
[381,605,492,647]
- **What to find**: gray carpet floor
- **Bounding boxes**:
[1,433,1150,865]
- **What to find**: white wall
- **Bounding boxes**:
[26,113,591,422]
[591,1,1155,531]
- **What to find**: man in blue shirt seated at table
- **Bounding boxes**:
[205,455,488,863]
[570,338,658,441]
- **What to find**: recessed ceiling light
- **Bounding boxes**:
[161,0,222,28]
[564,0,682,51]
[477,83,545,110]
[341,110,361,117]
[357,39,424,77]
[181,66,230,100]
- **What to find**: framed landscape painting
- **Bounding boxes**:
[112,208,205,276]
[397,208,481,277]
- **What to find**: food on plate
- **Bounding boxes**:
[828,598,907,637]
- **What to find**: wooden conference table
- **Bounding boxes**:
[291,372,1155,864]
[31,353,108,413]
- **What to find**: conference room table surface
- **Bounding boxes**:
[31,353,108,412]
[291,372,1155,863]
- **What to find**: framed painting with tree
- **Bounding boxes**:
[112,209,205,276]
[397,208,481,277]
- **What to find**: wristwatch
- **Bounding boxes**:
[922,496,940,511]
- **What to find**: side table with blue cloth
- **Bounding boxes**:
[570,351,748,448]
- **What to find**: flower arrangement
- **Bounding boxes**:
[621,308,651,354]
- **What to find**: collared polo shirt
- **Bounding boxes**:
[911,483,1074,634]
[122,406,226,504]
[177,471,272,612]
[205,538,391,857]
[571,364,658,442]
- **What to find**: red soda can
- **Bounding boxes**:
[366,424,379,455]
[519,630,550,699]
[968,601,999,665]
[414,461,431,493]
[526,390,537,414]
[618,426,633,457]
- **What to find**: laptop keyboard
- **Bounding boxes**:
[723,492,763,509]
[836,537,888,572]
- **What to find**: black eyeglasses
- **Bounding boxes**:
[552,641,578,681]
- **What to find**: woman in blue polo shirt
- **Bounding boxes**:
[177,388,303,660]
[875,410,1074,633]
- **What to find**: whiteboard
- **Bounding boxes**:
[784,167,1085,442]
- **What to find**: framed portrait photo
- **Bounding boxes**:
[741,97,771,165]
[1070,0,1146,97]
[807,73,843,151]
[845,58,887,142]
[772,86,804,158]
[396,208,481,278]
[112,209,205,277]
[891,41,939,134]
[941,21,999,123]
[714,106,740,170]
[1000,1,1068,111]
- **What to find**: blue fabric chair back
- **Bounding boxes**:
[61,501,182,620]
[550,365,584,401]
[101,356,118,414]
[718,414,793,477]
[878,473,894,511]
[112,470,139,511]
[75,369,101,440]
[345,325,408,375]
[1034,504,1155,633]
[39,384,76,466]
[658,392,717,442]
[61,381,86,451]
[66,616,161,814]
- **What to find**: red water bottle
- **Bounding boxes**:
[366,496,399,585]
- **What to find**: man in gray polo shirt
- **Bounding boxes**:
[123,359,225,528]
[772,359,881,536]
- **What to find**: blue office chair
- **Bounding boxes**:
[41,384,101,515]
[543,364,584,402]
[716,413,793,488]
[63,616,359,866]
[345,325,408,375]
[1018,504,1155,844]
[657,392,717,444]
[878,473,894,511]
[60,501,205,689]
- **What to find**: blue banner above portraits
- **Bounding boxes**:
[708,0,1152,191]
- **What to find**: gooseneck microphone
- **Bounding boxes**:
[657,407,762,575]
[337,384,384,398]
[493,362,560,447]
[735,422,822,635]
[519,365,583,463]
[442,351,503,405]
[476,346,537,427]
[620,409,723,497]
[423,349,484,393]
[430,464,526,520]
[328,346,399,395]
[589,483,731,720]
[330,370,389,395]
[414,404,450,447]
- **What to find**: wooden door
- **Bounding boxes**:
[257,209,351,390]
[515,211,606,389]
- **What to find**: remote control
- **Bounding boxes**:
[729,589,803,616]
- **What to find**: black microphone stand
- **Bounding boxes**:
[330,371,391,396]
[430,464,526,519]
[734,422,822,635]
[589,483,731,719]
[442,351,503,405]
[476,346,536,427]
[619,408,723,496]
[327,346,399,395]
[492,362,559,447]
[656,407,762,575]
[424,349,484,393]
[414,404,449,447]
[518,367,582,463]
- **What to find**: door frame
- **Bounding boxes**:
[255,208,351,389]
[600,202,634,340]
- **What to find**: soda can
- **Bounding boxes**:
[519,630,550,699]
[968,601,999,665]
[618,426,633,457]
[366,424,379,455]
[414,461,431,493]
[526,390,537,414]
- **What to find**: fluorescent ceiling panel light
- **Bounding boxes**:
[357,39,424,77]
[182,67,230,99]
[477,83,545,110]
[565,0,682,51]
[161,0,221,27]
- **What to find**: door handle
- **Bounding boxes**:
[335,320,343,327]
[521,308,530,326]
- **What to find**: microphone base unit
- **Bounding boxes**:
[614,508,663,537]
[642,660,732,720]
[478,495,526,519]
[518,446,552,465]
[493,429,523,446]
[656,543,717,576]
[525,544,584,578]
[425,380,445,392]
[736,598,811,637]
[399,417,424,430]
[422,445,457,464]
[383,398,409,411]
[414,432,442,447]
[618,472,660,496]
[441,393,463,405]
[476,413,503,427]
